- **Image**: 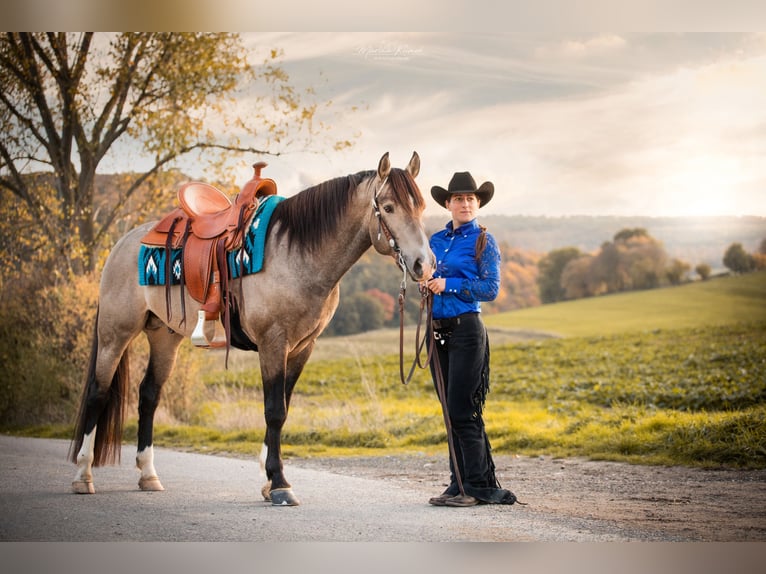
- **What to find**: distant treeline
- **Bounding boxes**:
[324,219,766,336]
[426,214,766,269]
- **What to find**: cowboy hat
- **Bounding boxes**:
[431,171,494,207]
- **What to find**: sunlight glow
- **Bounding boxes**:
[664,155,746,216]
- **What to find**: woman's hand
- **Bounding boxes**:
[425,277,446,294]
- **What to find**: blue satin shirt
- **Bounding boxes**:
[429,219,501,320]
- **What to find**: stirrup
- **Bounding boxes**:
[191,310,227,348]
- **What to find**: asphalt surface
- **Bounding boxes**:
[0,434,763,555]
[3,435,765,574]
[0,434,643,542]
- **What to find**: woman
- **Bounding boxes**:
[424,171,517,507]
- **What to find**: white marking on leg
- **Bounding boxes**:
[136,445,164,491]
[136,445,158,480]
[73,427,96,483]
[259,442,268,477]
[259,442,272,499]
[72,427,97,493]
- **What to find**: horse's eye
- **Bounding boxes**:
[384,205,394,214]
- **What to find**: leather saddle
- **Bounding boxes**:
[141,162,277,348]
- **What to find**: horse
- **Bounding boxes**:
[69,152,435,506]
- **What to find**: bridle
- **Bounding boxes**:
[370,174,431,383]
[371,175,407,272]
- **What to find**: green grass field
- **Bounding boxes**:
[484,271,766,337]
[135,272,765,469]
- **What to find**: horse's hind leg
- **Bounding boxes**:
[71,312,136,494]
[135,319,184,491]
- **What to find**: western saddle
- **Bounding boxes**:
[141,162,277,348]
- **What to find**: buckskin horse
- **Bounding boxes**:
[69,152,434,506]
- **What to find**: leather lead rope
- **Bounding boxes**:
[431,325,466,497]
[397,285,465,496]
[397,275,430,385]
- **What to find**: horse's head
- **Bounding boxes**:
[369,152,435,282]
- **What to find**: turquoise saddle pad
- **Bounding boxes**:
[138,194,285,286]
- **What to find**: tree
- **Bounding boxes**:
[589,229,669,293]
[723,242,755,274]
[755,239,766,271]
[325,291,386,336]
[695,263,712,280]
[0,33,353,277]
[478,242,540,313]
[666,258,691,285]
[587,240,623,293]
[558,228,686,299]
[613,227,650,242]
[624,235,668,289]
[560,255,597,300]
[537,247,582,303]
[364,288,396,322]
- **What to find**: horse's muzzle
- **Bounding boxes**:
[410,253,435,282]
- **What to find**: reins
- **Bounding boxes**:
[394,274,465,497]
[395,276,432,384]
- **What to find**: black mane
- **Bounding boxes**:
[269,167,424,255]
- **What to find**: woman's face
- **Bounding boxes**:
[446,193,480,225]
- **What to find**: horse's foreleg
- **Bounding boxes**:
[136,327,183,491]
[262,373,298,505]
[260,343,314,506]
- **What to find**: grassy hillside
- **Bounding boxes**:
[140,319,765,468]
[121,272,765,469]
[484,271,766,338]
[304,272,765,361]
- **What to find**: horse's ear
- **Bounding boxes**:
[378,152,391,180]
[406,151,420,178]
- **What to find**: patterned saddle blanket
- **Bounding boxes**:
[138,194,284,286]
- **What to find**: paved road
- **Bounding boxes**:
[0,436,761,574]
[0,434,756,546]
[0,434,632,542]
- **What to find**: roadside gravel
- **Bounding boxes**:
[291,451,766,541]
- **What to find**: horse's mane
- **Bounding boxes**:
[269,167,425,255]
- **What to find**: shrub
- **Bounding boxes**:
[0,271,208,429]
[0,274,98,427]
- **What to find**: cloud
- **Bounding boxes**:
[381,37,766,216]
[537,34,628,59]
[171,33,766,217]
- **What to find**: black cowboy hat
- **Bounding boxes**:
[431,171,494,207]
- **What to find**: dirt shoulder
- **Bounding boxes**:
[292,452,766,541]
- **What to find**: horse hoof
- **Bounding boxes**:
[261,482,272,501]
[138,476,165,491]
[72,480,95,494]
[270,488,300,506]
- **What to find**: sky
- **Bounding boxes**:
[137,32,766,219]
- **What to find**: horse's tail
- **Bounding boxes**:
[68,305,130,466]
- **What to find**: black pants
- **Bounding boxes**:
[429,313,516,505]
